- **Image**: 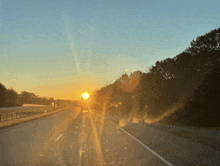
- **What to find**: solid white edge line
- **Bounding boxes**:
[108,120,174,166]
[56,134,63,141]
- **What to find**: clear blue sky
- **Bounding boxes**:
[0,0,219,100]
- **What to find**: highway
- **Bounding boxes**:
[0,107,220,166]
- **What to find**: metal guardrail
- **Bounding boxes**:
[0,112,42,122]
[0,106,65,122]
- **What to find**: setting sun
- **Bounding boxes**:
[82,92,89,99]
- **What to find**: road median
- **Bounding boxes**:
[0,106,68,129]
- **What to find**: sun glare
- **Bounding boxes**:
[82,92,89,99]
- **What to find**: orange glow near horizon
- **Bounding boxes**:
[26,81,99,101]
[82,92,89,99]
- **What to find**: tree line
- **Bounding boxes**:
[0,84,75,107]
[89,28,220,127]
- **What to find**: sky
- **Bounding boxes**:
[0,0,220,100]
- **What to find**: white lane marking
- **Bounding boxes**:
[108,120,174,166]
[56,134,63,141]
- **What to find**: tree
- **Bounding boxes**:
[0,83,8,107]
[185,28,220,56]
[5,88,21,107]
[0,84,22,107]
[19,91,31,104]
[180,61,220,127]
[89,90,108,111]
[184,28,220,74]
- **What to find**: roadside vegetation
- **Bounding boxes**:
[0,84,75,108]
[89,28,220,128]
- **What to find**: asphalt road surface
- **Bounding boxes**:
[0,107,219,166]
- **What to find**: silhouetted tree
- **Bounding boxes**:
[89,28,220,125]
[5,88,21,107]
[185,28,220,55]
[0,83,8,107]
[0,84,22,107]
[182,61,220,126]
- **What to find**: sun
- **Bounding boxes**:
[82,92,89,99]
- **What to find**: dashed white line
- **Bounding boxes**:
[108,120,174,166]
[56,134,63,141]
